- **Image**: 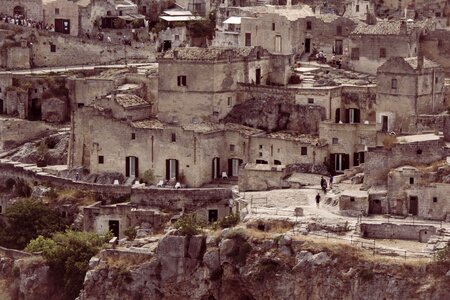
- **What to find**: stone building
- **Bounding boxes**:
[0,0,43,20]
[347,20,427,74]
[214,5,359,58]
[157,46,274,124]
[343,0,374,20]
[376,56,445,133]
[0,73,69,122]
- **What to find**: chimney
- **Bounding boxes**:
[399,19,407,35]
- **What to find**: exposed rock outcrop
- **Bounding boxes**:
[78,230,450,300]
[223,98,325,134]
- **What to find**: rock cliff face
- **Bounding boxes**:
[78,230,450,300]
[223,99,325,134]
[0,255,59,300]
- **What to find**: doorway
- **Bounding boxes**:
[163,40,172,51]
[55,19,70,34]
[29,98,41,121]
[208,209,218,223]
[125,156,139,177]
[255,68,261,85]
[165,159,179,180]
[228,158,243,177]
[108,220,120,237]
[381,115,389,132]
[212,157,220,180]
[409,196,418,215]
[0,99,3,114]
[14,6,25,17]
[305,38,311,53]
[369,199,382,214]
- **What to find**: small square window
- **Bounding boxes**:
[308,98,314,104]
[230,144,235,151]
[171,133,176,142]
[350,197,355,202]
[433,197,438,203]
[98,156,104,164]
[259,152,263,157]
[409,177,414,184]
[259,145,263,149]
[379,48,386,58]
[131,133,136,140]
[332,138,339,144]
[50,44,56,52]
[301,146,307,155]
[55,8,60,15]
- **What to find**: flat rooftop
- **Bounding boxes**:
[397,133,441,144]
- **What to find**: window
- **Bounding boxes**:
[306,21,312,30]
[433,197,438,203]
[355,4,359,12]
[301,147,307,155]
[275,35,282,52]
[50,44,56,52]
[177,75,186,87]
[77,103,84,108]
[227,97,232,106]
[351,48,360,60]
[308,98,314,104]
[335,39,343,55]
[229,144,235,151]
[348,108,361,124]
[98,156,104,164]
[350,197,355,202]
[0,205,2,214]
[409,177,414,184]
[259,145,263,149]
[435,77,439,84]
[379,48,386,58]
[272,23,275,31]
[131,133,136,140]
[274,160,281,165]
[336,25,342,36]
[391,78,398,89]
[171,133,176,142]
[256,159,268,164]
[332,138,339,144]
[55,8,60,15]
[245,33,251,46]
[213,111,219,117]
[175,34,179,41]
[256,51,261,60]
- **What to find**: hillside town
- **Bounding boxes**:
[0,0,450,299]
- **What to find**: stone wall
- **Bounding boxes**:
[364,137,449,186]
[0,117,56,150]
[360,223,437,242]
[131,187,232,212]
[238,164,287,192]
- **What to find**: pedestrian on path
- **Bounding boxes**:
[315,193,321,208]
[321,176,327,193]
[329,175,334,189]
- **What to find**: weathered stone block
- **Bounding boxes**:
[157,235,187,258]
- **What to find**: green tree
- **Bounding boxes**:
[0,199,66,249]
[26,230,111,299]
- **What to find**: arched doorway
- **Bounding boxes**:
[13,6,25,17]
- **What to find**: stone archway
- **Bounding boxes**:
[13,6,25,17]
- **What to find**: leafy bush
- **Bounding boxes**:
[26,230,111,299]
[174,214,204,236]
[140,169,155,185]
[124,227,137,241]
[382,135,396,150]
[435,244,450,265]
[0,199,66,249]
[218,213,240,229]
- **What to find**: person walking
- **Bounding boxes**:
[329,175,334,189]
[320,176,327,193]
[315,193,321,208]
